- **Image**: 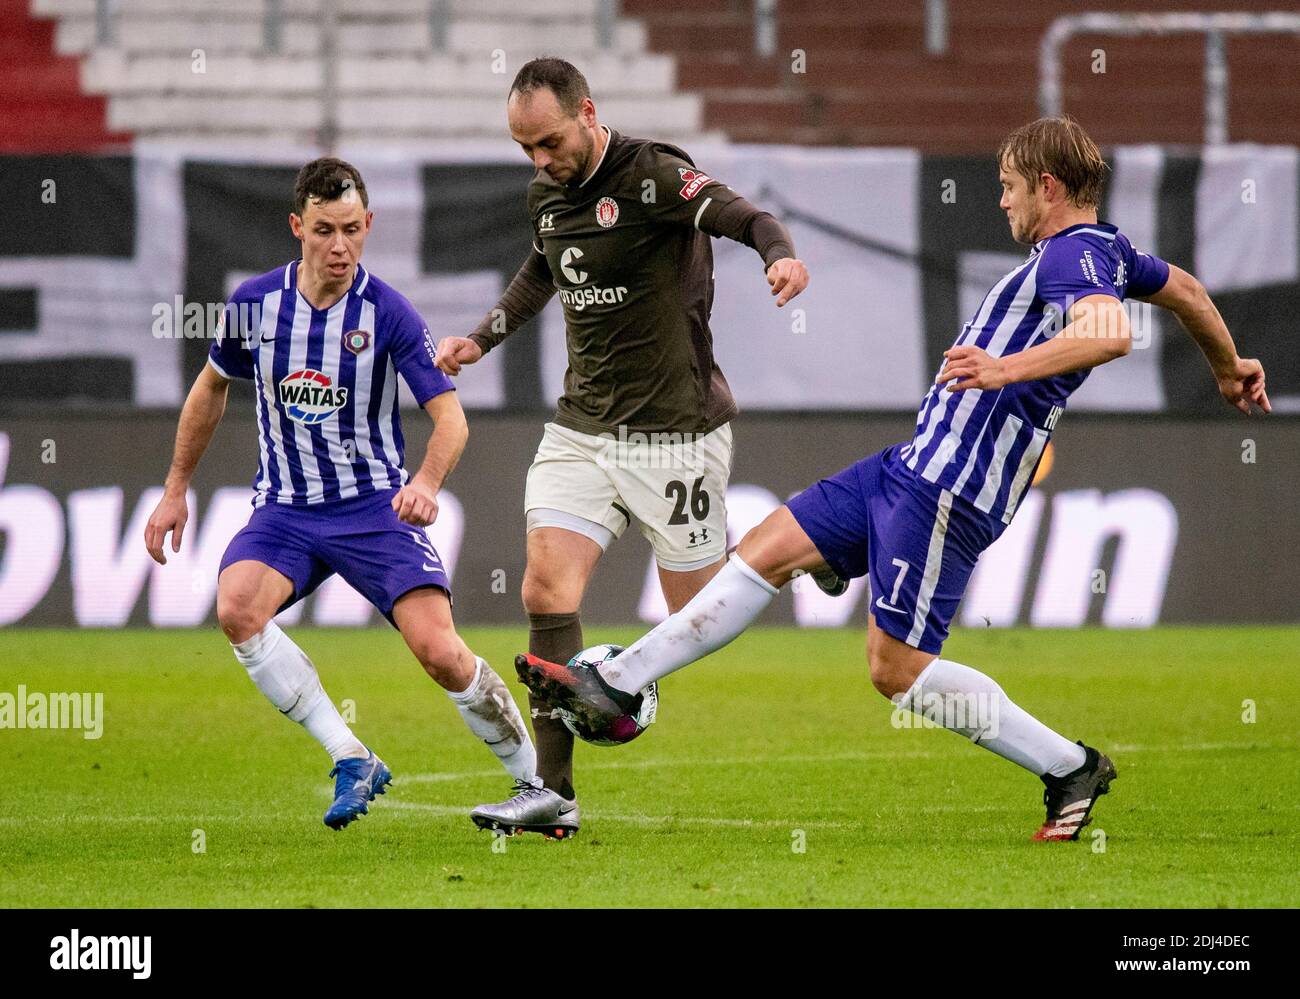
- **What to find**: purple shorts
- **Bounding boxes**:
[787,443,1005,654]
[219,488,450,626]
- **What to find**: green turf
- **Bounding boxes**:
[1,626,1296,908]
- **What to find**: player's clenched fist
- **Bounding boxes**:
[392,475,440,527]
[434,336,482,376]
[144,489,189,565]
[767,257,809,307]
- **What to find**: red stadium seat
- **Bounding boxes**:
[623,0,1300,151]
[0,0,129,152]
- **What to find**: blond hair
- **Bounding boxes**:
[997,115,1108,209]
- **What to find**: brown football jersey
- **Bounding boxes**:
[527,128,745,436]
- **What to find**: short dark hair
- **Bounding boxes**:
[509,57,591,116]
[997,115,1108,210]
[293,157,368,216]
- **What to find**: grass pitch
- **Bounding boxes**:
[1,625,1296,908]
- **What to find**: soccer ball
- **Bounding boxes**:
[557,643,658,747]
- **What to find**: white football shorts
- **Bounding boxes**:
[524,421,734,572]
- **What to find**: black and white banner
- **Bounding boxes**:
[1,142,1297,414]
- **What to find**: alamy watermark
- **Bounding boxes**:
[594,424,710,471]
[890,688,1000,738]
[0,685,103,739]
[50,930,150,979]
[1049,293,1156,349]
[151,298,262,342]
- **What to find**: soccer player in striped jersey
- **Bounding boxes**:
[144,158,536,830]
[517,116,1271,842]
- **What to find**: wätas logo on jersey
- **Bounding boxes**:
[278,369,348,425]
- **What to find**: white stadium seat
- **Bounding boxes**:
[33,0,707,142]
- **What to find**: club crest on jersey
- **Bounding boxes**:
[678,168,711,200]
[278,369,348,425]
[595,197,619,228]
[342,328,371,355]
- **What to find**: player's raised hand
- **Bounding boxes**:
[144,489,189,565]
[766,258,809,307]
[434,336,483,376]
[937,345,1009,392]
[1215,356,1271,415]
[392,475,440,527]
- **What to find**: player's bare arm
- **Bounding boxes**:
[144,362,231,564]
[938,294,1131,392]
[1140,262,1270,415]
[392,389,468,527]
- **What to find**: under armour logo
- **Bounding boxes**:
[687,527,711,547]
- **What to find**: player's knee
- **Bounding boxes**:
[521,569,576,615]
[866,635,914,700]
[217,594,270,646]
[734,523,782,577]
[411,632,469,687]
[867,653,906,699]
[734,510,809,587]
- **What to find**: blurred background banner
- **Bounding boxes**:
[1,415,1295,628]
[2,144,1298,414]
[1,0,1297,630]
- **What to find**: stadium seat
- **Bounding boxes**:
[0,0,127,151]
[624,0,1300,149]
[29,0,715,145]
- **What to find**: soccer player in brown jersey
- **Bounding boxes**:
[435,57,812,838]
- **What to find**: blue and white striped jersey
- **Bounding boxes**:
[898,222,1169,524]
[208,261,454,507]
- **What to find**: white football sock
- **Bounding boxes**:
[447,657,537,781]
[232,622,368,764]
[601,554,778,695]
[897,658,1087,777]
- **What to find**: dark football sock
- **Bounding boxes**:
[527,611,583,800]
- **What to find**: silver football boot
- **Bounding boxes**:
[470,777,580,840]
